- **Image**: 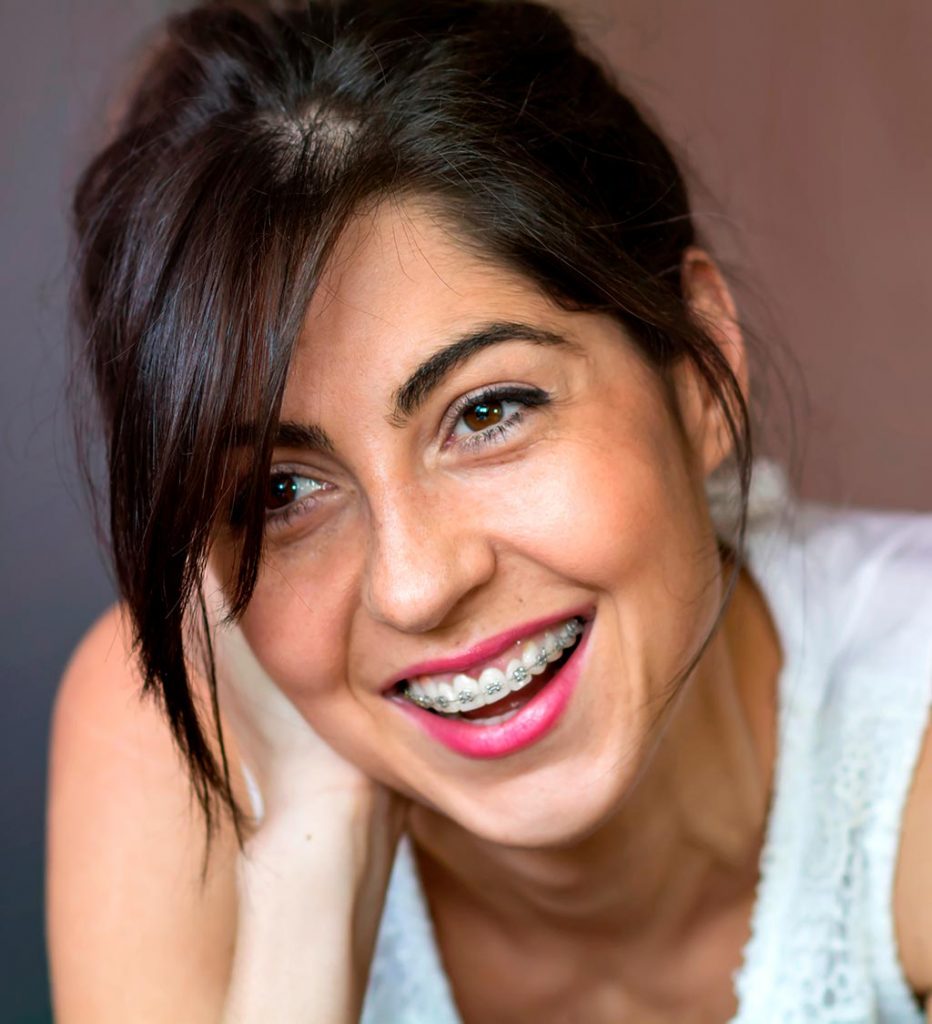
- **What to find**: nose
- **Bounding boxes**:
[363,481,496,634]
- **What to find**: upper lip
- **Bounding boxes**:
[380,605,592,693]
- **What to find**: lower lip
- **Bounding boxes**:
[388,623,591,759]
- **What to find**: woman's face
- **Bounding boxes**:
[217,200,734,848]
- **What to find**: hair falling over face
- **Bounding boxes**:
[71,0,753,843]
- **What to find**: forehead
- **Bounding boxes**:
[315,198,539,318]
[284,200,559,400]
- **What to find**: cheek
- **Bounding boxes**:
[495,411,719,676]
[236,556,356,700]
[501,408,693,584]
[234,569,400,780]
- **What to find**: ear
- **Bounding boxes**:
[670,247,749,476]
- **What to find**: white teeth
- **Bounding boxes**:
[506,658,530,691]
[478,666,507,700]
[543,632,563,662]
[402,617,584,715]
[436,681,457,710]
[559,622,579,647]
[454,673,480,707]
[521,640,543,673]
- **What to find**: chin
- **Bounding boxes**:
[432,741,643,850]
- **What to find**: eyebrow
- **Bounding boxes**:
[226,419,336,454]
[390,319,576,422]
[274,421,335,452]
[231,319,575,454]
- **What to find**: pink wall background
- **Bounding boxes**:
[0,4,928,1018]
[568,0,932,511]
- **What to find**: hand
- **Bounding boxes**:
[200,569,409,1022]
[199,566,403,830]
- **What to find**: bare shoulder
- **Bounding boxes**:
[47,604,241,1023]
[894,701,932,1005]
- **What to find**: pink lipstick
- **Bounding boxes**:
[387,618,592,759]
[380,606,593,693]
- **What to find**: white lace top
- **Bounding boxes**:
[361,459,932,1023]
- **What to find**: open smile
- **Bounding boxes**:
[385,610,594,759]
[397,616,585,719]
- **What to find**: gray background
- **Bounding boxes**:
[2,4,170,1019]
[2,2,930,1020]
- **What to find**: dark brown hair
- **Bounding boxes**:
[72,0,752,840]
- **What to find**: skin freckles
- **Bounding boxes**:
[210,198,780,1012]
[204,197,783,1013]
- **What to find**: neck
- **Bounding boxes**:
[408,565,780,959]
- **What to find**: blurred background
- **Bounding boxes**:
[2,1,930,1019]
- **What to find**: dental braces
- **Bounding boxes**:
[405,619,584,712]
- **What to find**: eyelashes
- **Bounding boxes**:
[263,472,332,532]
[444,384,551,452]
[230,383,553,534]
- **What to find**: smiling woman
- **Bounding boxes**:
[46,2,932,1023]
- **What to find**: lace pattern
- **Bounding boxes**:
[731,498,932,1023]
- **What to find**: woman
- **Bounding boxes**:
[46,1,932,1021]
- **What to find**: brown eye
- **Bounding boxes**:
[265,472,328,512]
[461,400,504,432]
[449,389,547,447]
[267,473,299,510]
